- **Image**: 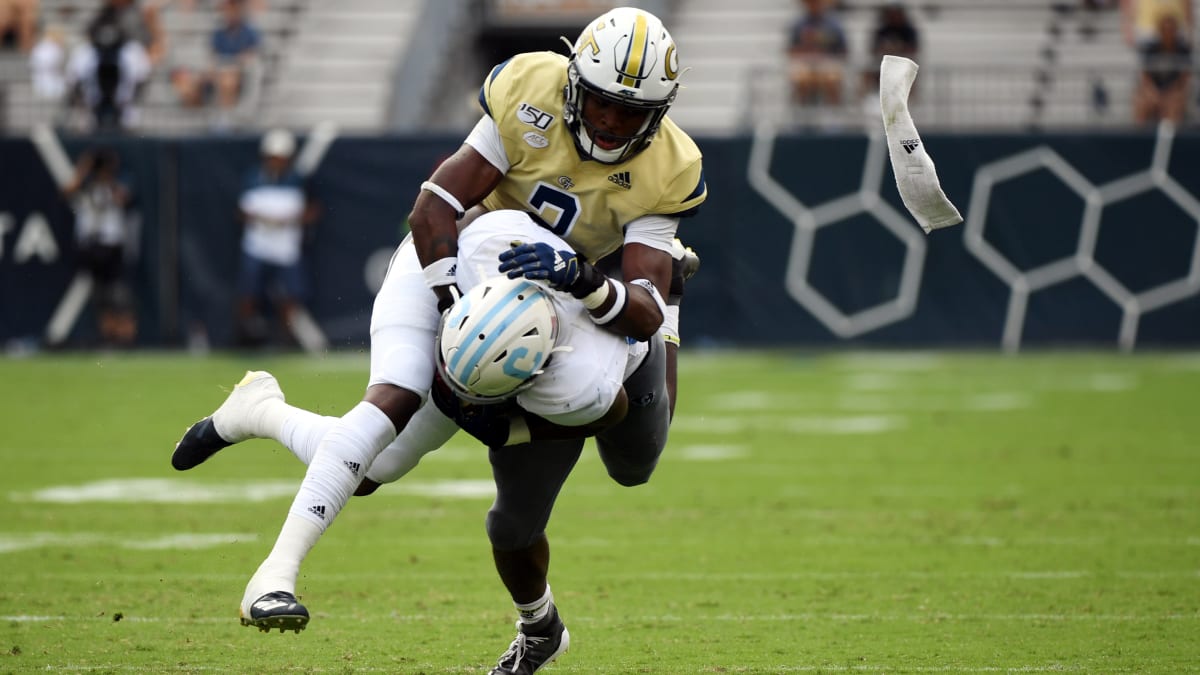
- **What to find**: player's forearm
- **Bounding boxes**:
[408,192,460,267]
[585,278,664,342]
[408,191,462,309]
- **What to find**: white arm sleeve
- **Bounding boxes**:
[880,56,962,233]
[463,115,511,174]
[623,214,678,254]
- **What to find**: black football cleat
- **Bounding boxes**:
[488,604,570,674]
[239,591,309,634]
[171,417,230,470]
[171,371,283,470]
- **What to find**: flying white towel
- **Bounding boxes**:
[879,55,962,234]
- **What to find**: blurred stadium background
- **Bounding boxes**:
[1,0,1198,352]
[3,2,1199,672]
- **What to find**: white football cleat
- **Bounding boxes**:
[171,371,283,470]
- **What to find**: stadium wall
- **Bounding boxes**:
[2,131,1198,351]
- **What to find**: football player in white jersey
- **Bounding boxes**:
[175,210,669,669]
[172,8,702,670]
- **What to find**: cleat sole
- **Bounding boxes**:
[240,615,309,633]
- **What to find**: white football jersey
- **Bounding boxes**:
[456,210,645,427]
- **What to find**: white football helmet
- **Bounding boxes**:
[436,276,559,404]
[564,6,681,164]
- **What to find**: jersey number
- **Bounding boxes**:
[528,182,580,237]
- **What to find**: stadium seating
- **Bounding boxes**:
[0,1,1150,135]
[667,0,1134,134]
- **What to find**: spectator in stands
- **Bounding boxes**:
[0,0,37,52]
[61,146,139,347]
[1134,13,1192,124]
[234,128,319,348]
[66,2,156,131]
[860,1,919,101]
[30,21,69,101]
[787,0,848,106]
[1121,0,1192,48]
[171,0,261,129]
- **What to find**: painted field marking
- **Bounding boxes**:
[0,532,256,553]
[12,478,494,504]
[678,445,749,461]
[671,415,904,435]
[829,352,947,371]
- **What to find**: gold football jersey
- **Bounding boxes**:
[478,51,707,262]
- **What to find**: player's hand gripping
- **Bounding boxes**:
[498,241,605,299]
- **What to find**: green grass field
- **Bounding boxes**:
[1,350,1198,673]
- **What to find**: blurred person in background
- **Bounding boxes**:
[66,0,163,131]
[1134,13,1192,124]
[234,128,319,348]
[170,0,261,130]
[61,146,139,347]
[787,0,848,106]
[1121,0,1193,48]
[860,0,919,105]
[30,20,69,101]
[0,0,37,52]
[171,7,704,674]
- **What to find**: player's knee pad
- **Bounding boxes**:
[485,507,541,551]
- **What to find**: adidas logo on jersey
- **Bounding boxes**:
[308,504,326,520]
[344,460,361,475]
[901,139,920,154]
[608,171,632,189]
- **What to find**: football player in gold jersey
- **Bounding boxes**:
[412,8,705,670]
[171,8,703,669]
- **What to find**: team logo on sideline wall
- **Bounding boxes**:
[517,102,555,130]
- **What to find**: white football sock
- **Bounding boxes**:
[251,398,297,443]
[280,410,338,465]
[288,401,397,532]
[241,515,321,610]
[242,402,395,611]
[516,585,553,626]
[365,401,459,484]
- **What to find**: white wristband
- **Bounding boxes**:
[590,281,627,326]
[581,279,612,310]
[420,180,465,219]
[423,257,458,289]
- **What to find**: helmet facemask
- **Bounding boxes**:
[564,61,675,164]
